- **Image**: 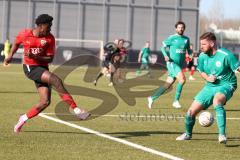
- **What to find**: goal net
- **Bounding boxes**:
[53,38,104,66]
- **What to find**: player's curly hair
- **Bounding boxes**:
[35,14,53,26]
[104,42,119,54]
[175,21,185,29]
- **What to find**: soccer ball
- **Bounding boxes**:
[198,111,214,127]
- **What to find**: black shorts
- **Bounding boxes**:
[112,61,120,70]
[186,61,194,69]
[23,64,50,88]
[102,60,110,69]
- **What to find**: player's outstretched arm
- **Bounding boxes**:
[161,46,169,62]
[138,51,142,63]
[3,42,20,66]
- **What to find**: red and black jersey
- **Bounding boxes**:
[15,28,55,66]
[119,47,127,56]
[185,53,192,63]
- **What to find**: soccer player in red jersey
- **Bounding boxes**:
[93,42,121,86]
[3,14,90,133]
[118,39,127,60]
[115,39,127,83]
[182,44,196,80]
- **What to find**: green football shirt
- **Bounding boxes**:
[161,34,191,68]
[141,47,150,62]
[197,48,239,88]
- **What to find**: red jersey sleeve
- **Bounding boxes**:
[46,35,55,56]
[15,29,26,45]
[185,53,192,62]
[119,47,127,56]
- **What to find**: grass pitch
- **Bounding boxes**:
[1,64,240,160]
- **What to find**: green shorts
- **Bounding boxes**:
[141,57,149,64]
[194,84,235,109]
[166,62,182,78]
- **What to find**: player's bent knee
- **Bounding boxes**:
[45,100,51,107]
[187,110,193,117]
[163,82,172,89]
[51,76,63,89]
[179,79,186,84]
[40,100,51,108]
[187,109,197,117]
[213,99,222,106]
[213,96,226,106]
[55,78,63,88]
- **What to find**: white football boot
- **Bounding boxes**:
[172,100,182,108]
[218,134,227,144]
[176,133,192,141]
[147,96,153,109]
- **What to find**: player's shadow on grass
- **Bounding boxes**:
[225,109,240,112]
[21,131,240,147]
[186,136,240,145]
[228,137,240,141]
[225,137,240,147]
[107,131,180,138]
[225,144,240,147]
[105,131,218,139]
[227,137,240,147]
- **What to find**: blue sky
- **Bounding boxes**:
[200,0,240,19]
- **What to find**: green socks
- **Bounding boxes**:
[151,86,166,101]
[151,83,183,101]
[174,83,183,101]
[214,105,226,135]
[184,105,226,137]
[185,113,195,136]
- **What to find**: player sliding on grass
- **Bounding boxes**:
[3,14,90,133]
[176,32,240,144]
[148,21,192,109]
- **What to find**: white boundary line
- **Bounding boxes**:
[41,113,240,120]
[39,113,184,160]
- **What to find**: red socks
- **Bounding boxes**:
[60,94,77,109]
[26,94,77,119]
[190,69,195,76]
[26,107,40,119]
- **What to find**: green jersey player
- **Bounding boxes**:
[176,32,240,144]
[136,41,151,77]
[148,21,192,109]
